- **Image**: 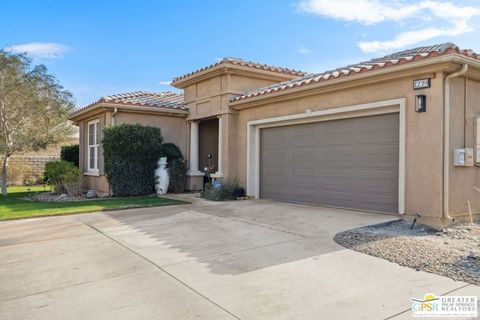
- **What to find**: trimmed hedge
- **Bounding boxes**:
[168,159,187,193]
[60,144,79,167]
[160,143,187,193]
[162,143,183,163]
[103,124,163,197]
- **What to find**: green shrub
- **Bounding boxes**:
[161,143,187,193]
[162,143,184,163]
[60,144,80,167]
[103,124,163,197]
[200,178,244,201]
[44,160,82,195]
[169,158,187,193]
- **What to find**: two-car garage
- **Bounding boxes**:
[259,112,400,213]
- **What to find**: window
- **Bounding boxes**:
[87,119,99,174]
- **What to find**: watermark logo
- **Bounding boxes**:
[411,293,477,318]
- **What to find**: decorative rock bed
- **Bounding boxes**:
[29,190,100,202]
[334,220,480,285]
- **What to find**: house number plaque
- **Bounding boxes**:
[413,78,431,90]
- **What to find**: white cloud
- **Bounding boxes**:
[5,42,70,58]
[296,46,312,55]
[359,21,472,53]
[297,0,422,25]
[158,81,172,85]
[297,0,480,53]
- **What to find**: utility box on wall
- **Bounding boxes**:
[476,116,480,164]
[454,148,474,166]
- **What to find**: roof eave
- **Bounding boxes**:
[69,102,188,123]
[171,63,301,88]
[230,54,480,110]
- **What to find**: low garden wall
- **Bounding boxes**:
[4,155,59,185]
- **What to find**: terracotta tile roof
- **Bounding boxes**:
[71,91,187,116]
[230,43,480,103]
[172,57,306,83]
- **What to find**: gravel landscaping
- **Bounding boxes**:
[334,220,480,285]
[30,192,99,202]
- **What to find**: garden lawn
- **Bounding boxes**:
[0,186,189,221]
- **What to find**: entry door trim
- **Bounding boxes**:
[246,98,406,214]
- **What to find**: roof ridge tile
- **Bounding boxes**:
[230,42,479,103]
[172,57,306,82]
[71,91,187,116]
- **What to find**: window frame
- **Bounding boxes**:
[86,119,100,175]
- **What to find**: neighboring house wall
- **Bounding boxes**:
[448,77,480,218]
[77,110,187,195]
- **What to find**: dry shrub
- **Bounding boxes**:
[63,178,86,197]
[7,163,30,185]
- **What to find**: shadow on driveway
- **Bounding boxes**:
[91,198,396,275]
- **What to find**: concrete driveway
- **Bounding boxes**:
[1,196,478,320]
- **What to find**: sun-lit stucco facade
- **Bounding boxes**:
[71,43,480,228]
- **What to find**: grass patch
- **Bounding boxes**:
[0,186,189,221]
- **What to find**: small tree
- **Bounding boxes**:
[103,124,164,197]
[0,50,74,195]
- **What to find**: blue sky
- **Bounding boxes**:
[1,0,479,107]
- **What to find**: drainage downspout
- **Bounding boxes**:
[443,64,469,221]
[111,107,118,125]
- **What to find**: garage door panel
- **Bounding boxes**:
[323,156,354,168]
[324,134,354,146]
[321,186,355,196]
[260,113,399,213]
[358,171,398,182]
[322,169,355,177]
[261,175,288,184]
[359,193,398,204]
[358,197,398,212]
[359,156,399,168]
[291,154,317,164]
[359,129,398,142]
[287,193,318,204]
[358,181,398,196]
[290,139,317,148]
[290,133,314,141]
[289,176,318,186]
[360,144,398,153]
[290,171,317,181]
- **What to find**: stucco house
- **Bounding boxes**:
[70,42,480,227]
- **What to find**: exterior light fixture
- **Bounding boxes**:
[415,95,426,113]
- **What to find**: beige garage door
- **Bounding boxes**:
[260,113,399,213]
